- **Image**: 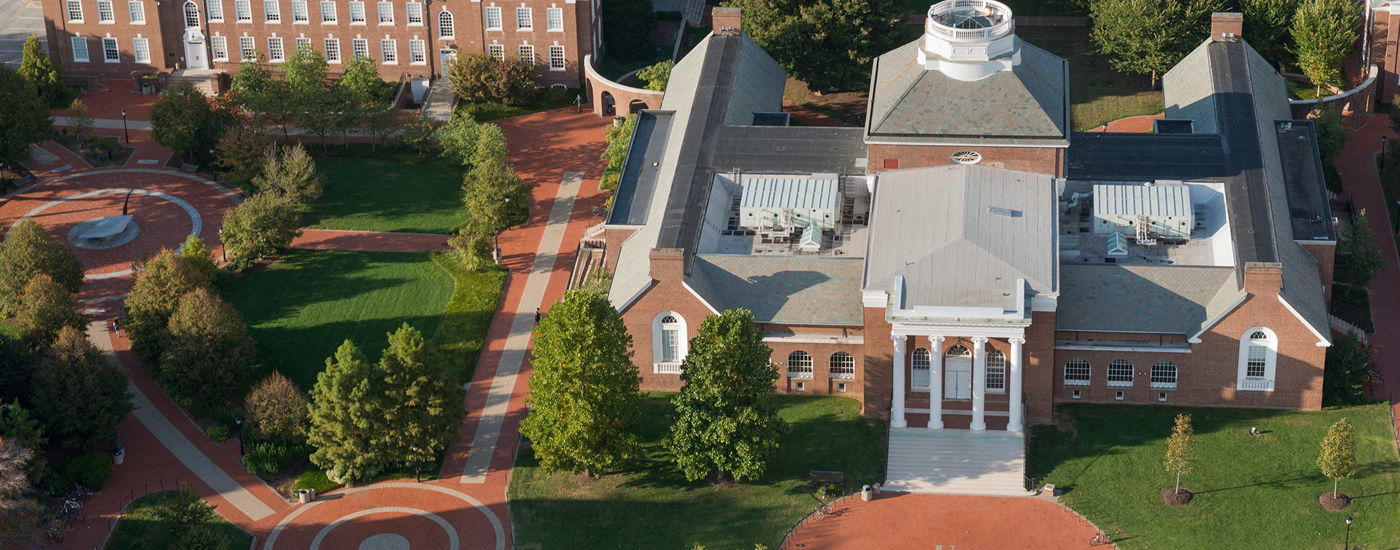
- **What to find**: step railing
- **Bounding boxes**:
[1328,314,1370,345]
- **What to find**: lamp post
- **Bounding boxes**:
[1383,136,1390,171]
[411,445,421,482]
[1344,516,1353,550]
[121,109,129,144]
[234,416,244,455]
[494,197,511,264]
[218,227,226,262]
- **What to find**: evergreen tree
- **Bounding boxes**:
[151,80,215,157]
[1292,0,1359,93]
[158,288,256,414]
[124,248,211,361]
[0,333,38,405]
[0,400,47,486]
[15,273,83,349]
[180,234,218,279]
[33,327,132,451]
[244,372,309,443]
[1323,331,1373,406]
[308,340,385,482]
[220,192,303,269]
[665,309,785,482]
[1337,209,1385,289]
[374,324,463,473]
[0,219,85,315]
[1089,0,1223,88]
[1241,0,1302,67]
[252,143,324,206]
[0,64,52,170]
[521,290,643,475]
[17,34,61,106]
[1317,417,1356,499]
[1164,413,1196,495]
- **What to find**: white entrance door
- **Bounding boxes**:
[945,358,972,400]
[439,49,457,70]
[185,40,207,69]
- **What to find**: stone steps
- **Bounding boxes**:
[421,78,458,122]
[883,428,1032,497]
[169,69,217,96]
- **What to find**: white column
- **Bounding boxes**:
[927,335,945,430]
[891,334,907,429]
[1007,337,1025,432]
[970,337,988,432]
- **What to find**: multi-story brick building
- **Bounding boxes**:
[40,0,600,85]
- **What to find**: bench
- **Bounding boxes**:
[809,470,845,484]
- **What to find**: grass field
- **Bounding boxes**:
[458,89,580,123]
[1029,403,1400,550]
[104,490,253,550]
[511,394,886,549]
[307,156,466,234]
[1017,26,1164,131]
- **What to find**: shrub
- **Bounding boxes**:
[205,425,230,443]
[64,452,114,490]
[242,441,312,476]
[245,372,310,444]
[601,170,620,191]
[446,52,538,106]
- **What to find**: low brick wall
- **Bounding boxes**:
[582,54,665,118]
[1289,64,1379,123]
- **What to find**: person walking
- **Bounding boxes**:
[535,308,542,324]
[575,94,583,113]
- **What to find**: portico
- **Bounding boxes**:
[890,330,1025,432]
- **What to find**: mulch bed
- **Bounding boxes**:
[1161,488,1194,506]
[1318,491,1351,511]
[53,133,134,167]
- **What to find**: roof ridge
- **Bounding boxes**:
[871,55,925,134]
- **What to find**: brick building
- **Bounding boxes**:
[40,0,600,85]
[586,4,1336,495]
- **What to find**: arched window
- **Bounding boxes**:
[1238,327,1277,391]
[829,352,854,379]
[1107,360,1134,387]
[1063,358,1090,386]
[910,348,930,389]
[985,350,1005,393]
[946,345,971,358]
[437,10,454,39]
[1150,361,1177,389]
[184,1,200,26]
[787,351,813,379]
[650,312,686,373]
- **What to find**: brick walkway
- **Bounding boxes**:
[1082,113,1164,133]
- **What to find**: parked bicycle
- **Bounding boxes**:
[1090,531,1113,546]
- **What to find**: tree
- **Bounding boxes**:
[400,113,438,156]
[16,273,82,349]
[1293,0,1359,93]
[601,114,638,173]
[521,290,643,475]
[1323,331,1373,405]
[229,58,282,127]
[124,248,211,361]
[375,324,463,474]
[638,60,675,92]
[180,234,218,279]
[220,192,303,269]
[446,53,498,103]
[158,288,256,414]
[17,34,61,106]
[337,56,389,102]
[438,111,482,167]
[0,437,44,549]
[664,309,785,482]
[452,159,524,270]
[1090,0,1223,88]
[151,80,215,157]
[283,44,329,98]
[308,340,385,482]
[252,143,323,205]
[1316,417,1356,499]
[0,219,84,315]
[445,53,538,105]
[1242,0,1302,67]
[33,326,132,451]
[0,400,47,487]
[728,0,904,92]
[68,99,95,146]
[214,125,271,190]
[603,0,656,62]
[158,486,233,550]
[0,334,38,405]
[0,65,53,179]
[244,372,309,443]
[1336,209,1385,289]
[1163,413,1195,495]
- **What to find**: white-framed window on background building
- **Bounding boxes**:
[787,351,813,379]
[101,37,119,62]
[71,36,89,62]
[409,39,425,63]
[377,1,392,24]
[183,0,201,26]
[323,37,341,62]
[211,35,229,60]
[349,1,365,23]
[438,10,454,38]
[487,43,503,61]
[351,38,368,59]
[380,38,396,63]
[405,1,422,24]
[319,0,336,22]
[515,7,531,29]
[66,0,84,22]
[295,37,310,51]
[910,348,930,389]
[548,44,564,70]
[1238,328,1277,391]
[829,352,855,380]
[546,7,562,31]
[291,0,307,22]
[1063,358,1090,386]
[97,0,114,23]
[267,37,284,61]
[234,0,251,21]
[205,0,223,21]
[517,44,533,65]
[1150,361,1177,390]
[1107,359,1134,388]
[985,349,1005,393]
[239,36,256,60]
[132,37,150,62]
[264,0,280,22]
[484,6,500,30]
[129,1,146,24]
[651,312,686,373]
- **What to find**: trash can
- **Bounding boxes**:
[297,489,316,503]
[861,484,873,502]
[112,444,125,466]
[872,482,882,496]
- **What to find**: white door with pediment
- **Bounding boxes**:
[945,358,972,400]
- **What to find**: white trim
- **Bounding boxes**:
[864,138,1069,149]
[1054,344,1192,354]
[652,311,688,366]
[1236,326,1277,391]
[862,289,888,308]
[1187,290,1247,343]
[681,280,720,315]
[892,324,1025,340]
[1030,294,1057,312]
[1277,294,1332,346]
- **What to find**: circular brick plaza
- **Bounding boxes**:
[262,483,505,550]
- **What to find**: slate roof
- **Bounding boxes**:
[687,255,865,326]
[864,38,1070,146]
[1057,264,1241,335]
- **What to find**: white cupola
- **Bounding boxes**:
[917,0,1020,81]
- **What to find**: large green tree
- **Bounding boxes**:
[374,324,463,473]
[0,64,52,179]
[33,326,132,452]
[15,273,83,349]
[521,290,643,476]
[1336,209,1385,289]
[0,333,38,406]
[638,60,675,92]
[1241,0,1302,66]
[158,288,256,415]
[1089,0,1224,88]
[0,400,47,486]
[244,372,309,444]
[157,486,234,550]
[308,340,385,482]
[1323,331,1373,405]
[0,219,84,315]
[151,80,215,156]
[252,143,323,205]
[230,56,295,139]
[124,249,211,361]
[213,125,272,190]
[18,34,62,106]
[728,0,903,92]
[603,0,656,63]
[452,158,524,270]
[220,193,303,269]
[1292,0,1359,93]
[445,52,538,105]
[664,309,785,482]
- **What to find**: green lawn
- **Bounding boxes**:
[1017,26,1164,131]
[307,156,466,234]
[511,394,887,549]
[104,491,253,550]
[1029,403,1400,550]
[458,89,580,123]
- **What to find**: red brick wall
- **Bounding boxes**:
[1024,311,1057,424]
[1372,10,1400,103]
[768,340,864,404]
[861,306,892,418]
[1302,241,1336,303]
[867,143,1065,177]
[44,0,174,76]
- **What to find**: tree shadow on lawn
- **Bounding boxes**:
[220,250,444,325]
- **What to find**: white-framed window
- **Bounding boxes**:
[132,37,150,63]
[1238,328,1277,391]
[323,37,340,62]
[1150,361,1177,390]
[515,6,531,29]
[1063,358,1090,386]
[376,1,392,23]
[348,1,365,23]
[66,0,84,22]
[830,352,855,380]
[295,36,311,51]
[484,6,500,29]
[910,347,930,389]
[548,44,564,70]
[787,351,813,379]
[550,83,566,91]
[267,37,284,61]
[205,0,223,20]
[101,37,119,62]
[488,43,504,61]
[409,39,425,64]
[264,0,280,22]
[234,0,251,20]
[438,10,454,38]
[652,312,686,372]
[291,0,307,21]
[129,0,146,23]
[380,38,396,63]
[405,1,422,24]
[97,0,114,22]
[183,0,201,25]
[517,44,533,65]
[546,7,562,31]
[319,0,335,22]
[239,36,256,60]
[211,35,229,60]
[1107,359,1134,388]
[351,38,368,58]
[71,37,89,62]
[951,150,982,165]
[985,349,1006,393]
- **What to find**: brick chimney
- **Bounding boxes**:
[649,248,687,282]
[712,7,742,35]
[1212,12,1243,42]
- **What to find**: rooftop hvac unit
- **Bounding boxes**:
[739,175,842,233]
